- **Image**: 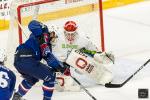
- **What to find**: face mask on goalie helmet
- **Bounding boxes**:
[64,21,78,43]
[0,49,6,65]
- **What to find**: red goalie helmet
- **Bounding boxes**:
[64,21,77,33]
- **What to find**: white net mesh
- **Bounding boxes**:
[7,0,104,67]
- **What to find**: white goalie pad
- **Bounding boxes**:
[66,49,113,85]
[55,72,81,92]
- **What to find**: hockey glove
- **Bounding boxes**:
[57,62,71,76]
[94,52,115,64]
[46,54,70,75]
[79,48,115,64]
[62,62,71,76]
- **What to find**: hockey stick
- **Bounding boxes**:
[105,59,150,88]
[70,75,97,100]
[105,52,114,64]
[59,58,96,100]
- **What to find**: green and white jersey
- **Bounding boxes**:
[52,30,98,62]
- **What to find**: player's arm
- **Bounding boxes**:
[38,26,68,73]
[80,36,114,64]
[80,47,115,64]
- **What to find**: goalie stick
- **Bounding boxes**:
[105,59,150,88]
[70,75,97,100]
[58,61,97,100]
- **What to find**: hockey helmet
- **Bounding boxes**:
[64,21,78,43]
[28,20,49,36]
[64,21,77,33]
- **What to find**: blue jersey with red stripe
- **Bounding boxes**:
[17,33,42,61]
[0,65,16,100]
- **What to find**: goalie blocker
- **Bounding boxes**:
[66,49,113,85]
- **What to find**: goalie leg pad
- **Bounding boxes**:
[97,68,113,85]
[66,49,113,85]
[63,75,81,91]
[55,72,81,92]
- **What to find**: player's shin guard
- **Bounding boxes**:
[42,81,55,100]
[17,80,33,96]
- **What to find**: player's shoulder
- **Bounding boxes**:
[0,65,10,71]
[0,65,15,77]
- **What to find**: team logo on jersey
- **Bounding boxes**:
[62,44,78,49]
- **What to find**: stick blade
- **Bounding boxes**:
[105,83,122,88]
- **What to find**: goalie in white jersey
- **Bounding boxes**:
[50,21,115,91]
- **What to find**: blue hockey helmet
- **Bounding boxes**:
[28,20,49,36]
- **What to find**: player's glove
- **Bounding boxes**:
[94,51,115,64]
[50,61,70,76]
[63,62,71,76]
[60,62,71,76]
[79,48,115,64]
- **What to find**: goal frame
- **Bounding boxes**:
[16,0,105,51]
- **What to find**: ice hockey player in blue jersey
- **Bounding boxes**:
[0,49,16,100]
[12,20,69,100]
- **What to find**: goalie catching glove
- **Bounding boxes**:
[94,52,115,64]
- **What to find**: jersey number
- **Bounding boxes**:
[0,71,9,88]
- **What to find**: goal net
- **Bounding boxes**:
[7,0,105,67]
